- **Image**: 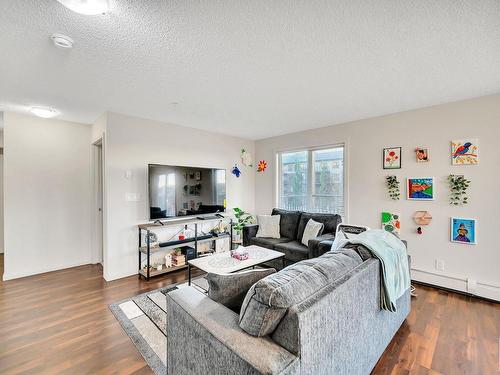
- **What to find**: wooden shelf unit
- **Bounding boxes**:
[138,216,233,280]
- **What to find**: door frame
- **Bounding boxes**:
[91,137,105,269]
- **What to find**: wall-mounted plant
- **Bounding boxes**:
[386,175,401,200]
[448,175,471,205]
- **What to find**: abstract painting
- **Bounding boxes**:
[383,147,402,169]
[381,212,401,235]
[450,217,477,245]
[407,177,435,200]
[451,139,479,165]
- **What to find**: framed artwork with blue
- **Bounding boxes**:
[450,217,477,245]
[407,177,435,200]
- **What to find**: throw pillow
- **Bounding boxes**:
[207,268,276,312]
[301,219,324,246]
[256,215,281,238]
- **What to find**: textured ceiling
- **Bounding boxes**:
[1,0,500,139]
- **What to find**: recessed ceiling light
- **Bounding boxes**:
[56,0,109,15]
[51,33,74,49]
[30,107,59,118]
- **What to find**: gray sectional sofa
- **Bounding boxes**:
[166,246,411,375]
[243,208,342,267]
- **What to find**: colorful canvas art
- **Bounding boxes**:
[383,147,402,169]
[451,217,477,245]
[257,160,268,173]
[381,212,401,235]
[451,139,479,165]
[415,147,430,163]
[407,177,434,200]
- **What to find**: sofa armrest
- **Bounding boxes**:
[242,224,259,246]
[307,233,336,258]
[166,287,298,375]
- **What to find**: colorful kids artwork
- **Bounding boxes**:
[450,217,477,245]
[257,160,268,173]
[407,177,435,200]
[383,147,402,169]
[415,147,430,163]
[381,212,401,235]
[451,139,479,165]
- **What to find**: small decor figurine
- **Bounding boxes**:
[383,147,402,169]
[240,149,253,167]
[165,253,172,268]
[415,147,430,163]
[257,160,268,173]
[231,164,241,177]
[448,175,471,206]
[386,175,401,200]
[451,139,479,165]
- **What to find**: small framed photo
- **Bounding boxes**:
[407,177,435,200]
[383,147,402,169]
[415,147,430,163]
[450,217,477,245]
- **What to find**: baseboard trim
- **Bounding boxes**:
[411,268,500,302]
[2,260,93,281]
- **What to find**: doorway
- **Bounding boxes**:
[92,139,104,267]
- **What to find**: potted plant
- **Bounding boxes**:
[232,207,253,242]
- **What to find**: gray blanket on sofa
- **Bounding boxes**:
[335,229,410,312]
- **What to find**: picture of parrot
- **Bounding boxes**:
[453,142,472,158]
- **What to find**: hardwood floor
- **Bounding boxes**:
[0,254,498,375]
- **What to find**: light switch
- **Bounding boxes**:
[125,170,133,179]
[125,193,140,202]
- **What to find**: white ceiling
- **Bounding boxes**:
[1,1,500,139]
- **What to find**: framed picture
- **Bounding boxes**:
[407,177,435,200]
[451,139,479,165]
[381,212,401,235]
[383,147,402,169]
[450,217,477,245]
[415,147,430,163]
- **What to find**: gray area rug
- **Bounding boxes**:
[109,278,208,375]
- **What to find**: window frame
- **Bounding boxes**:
[275,142,348,220]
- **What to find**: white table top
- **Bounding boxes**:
[188,245,284,274]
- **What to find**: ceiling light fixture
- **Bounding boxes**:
[30,107,59,118]
[56,0,109,15]
[51,33,74,49]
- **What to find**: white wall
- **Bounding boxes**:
[101,112,255,281]
[255,94,500,301]
[0,124,4,254]
[3,113,92,280]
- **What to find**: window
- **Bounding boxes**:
[278,145,345,216]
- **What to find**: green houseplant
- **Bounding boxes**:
[386,175,401,200]
[232,207,253,240]
[448,175,471,205]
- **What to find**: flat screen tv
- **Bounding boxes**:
[148,164,226,220]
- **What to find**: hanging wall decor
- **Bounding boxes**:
[450,217,477,245]
[257,160,268,173]
[407,177,435,200]
[240,149,253,167]
[381,212,401,235]
[448,175,471,205]
[451,139,479,165]
[386,175,401,200]
[231,164,241,177]
[383,147,402,169]
[413,211,432,235]
[415,147,430,163]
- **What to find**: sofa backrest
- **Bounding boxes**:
[271,208,301,239]
[296,212,342,241]
[271,259,411,374]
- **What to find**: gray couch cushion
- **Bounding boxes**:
[207,268,276,312]
[249,236,291,250]
[272,208,302,239]
[296,213,342,241]
[239,250,362,337]
[273,240,309,262]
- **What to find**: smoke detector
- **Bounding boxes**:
[51,33,74,49]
